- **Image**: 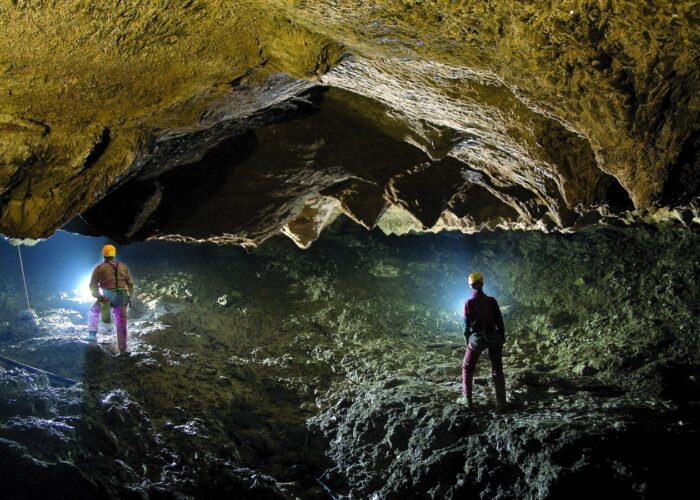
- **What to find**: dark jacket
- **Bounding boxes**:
[464,289,505,349]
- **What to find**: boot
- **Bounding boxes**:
[87,330,97,342]
[117,330,127,353]
[493,375,507,411]
[458,393,473,408]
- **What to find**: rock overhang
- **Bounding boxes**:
[0,0,697,247]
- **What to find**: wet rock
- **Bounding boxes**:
[0,416,77,462]
[369,260,401,278]
[572,363,597,376]
[1,223,699,498]
[186,462,285,499]
[0,438,103,500]
[311,378,699,498]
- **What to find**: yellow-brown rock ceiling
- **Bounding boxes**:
[258,0,699,206]
[0,0,341,239]
[0,0,697,245]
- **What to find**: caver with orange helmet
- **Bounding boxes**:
[102,244,117,258]
[87,243,135,353]
[461,271,507,410]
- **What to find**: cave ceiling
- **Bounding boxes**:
[0,0,698,246]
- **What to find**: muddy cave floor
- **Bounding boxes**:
[0,223,699,499]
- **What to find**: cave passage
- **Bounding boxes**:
[0,221,699,499]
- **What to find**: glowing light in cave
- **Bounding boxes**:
[452,295,466,318]
[445,284,467,324]
[64,274,96,303]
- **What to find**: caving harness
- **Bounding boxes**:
[110,260,131,307]
[97,260,127,323]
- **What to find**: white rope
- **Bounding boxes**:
[17,245,31,310]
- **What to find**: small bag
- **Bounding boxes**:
[100,300,112,323]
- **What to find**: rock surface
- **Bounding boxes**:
[1,1,698,245]
[0,222,698,498]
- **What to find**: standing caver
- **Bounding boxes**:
[462,272,507,409]
[87,244,134,353]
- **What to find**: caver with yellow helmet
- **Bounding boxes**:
[87,244,135,352]
[461,271,507,410]
[468,272,484,288]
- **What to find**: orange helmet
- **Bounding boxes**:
[102,244,117,258]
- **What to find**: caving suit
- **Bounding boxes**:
[462,288,506,406]
[88,259,134,351]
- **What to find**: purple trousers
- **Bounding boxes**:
[89,302,128,351]
[462,344,504,397]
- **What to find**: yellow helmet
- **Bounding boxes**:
[468,272,484,286]
[102,244,117,258]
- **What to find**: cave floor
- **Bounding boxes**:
[1,225,698,499]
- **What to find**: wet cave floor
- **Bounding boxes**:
[0,222,699,499]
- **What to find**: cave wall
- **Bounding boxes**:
[0,221,698,498]
[0,1,698,245]
[0,0,342,239]
[262,0,700,207]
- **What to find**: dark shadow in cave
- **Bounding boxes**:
[599,175,635,212]
[660,130,700,206]
[65,84,640,248]
[68,87,432,244]
[67,86,330,243]
[76,130,260,242]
